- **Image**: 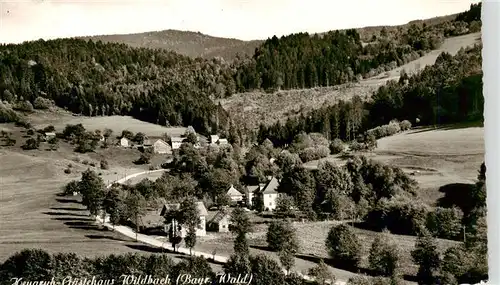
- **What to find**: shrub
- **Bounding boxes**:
[368,231,400,277]
[64,168,71,174]
[64,180,79,195]
[325,224,361,268]
[21,138,39,150]
[82,160,89,165]
[329,138,345,154]
[399,120,412,131]
[100,160,109,170]
[27,129,35,136]
[33,97,53,110]
[266,220,299,252]
[14,100,34,112]
[426,207,463,239]
[43,125,56,133]
[89,162,96,167]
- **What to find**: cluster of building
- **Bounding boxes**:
[142,176,282,238]
[118,131,230,155]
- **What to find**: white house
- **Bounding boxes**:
[210,135,220,145]
[245,185,264,207]
[119,137,131,148]
[161,201,208,237]
[227,185,244,203]
[45,132,56,139]
[260,177,280,211]
[144,138,172,154]
[171,137,185,150]
[218,138,229,146]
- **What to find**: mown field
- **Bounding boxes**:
[27,110,188,138]
[0,119,198,267]
[218,32,481,130]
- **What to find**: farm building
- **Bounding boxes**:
[245,184,264,207]
[217,138,229,146]
[44,132,56,139]
[207,210,231,233]
[170,137,185,149]
[160,201,208,237]
[254,177,281,211]
[143,138,172,154]
[119,137,131,148]
[227,185,244,203]
[210,135,219,144]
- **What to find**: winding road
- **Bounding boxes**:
[97,168,345,285]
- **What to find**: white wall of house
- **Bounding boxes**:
[154,140,172,154]
[263,193,279,211]
[120,138,130,147]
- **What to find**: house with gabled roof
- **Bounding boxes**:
[160,201,208,237]
[255,177,281,211]
[143,138,172,154]
[227,185,244,203]
[207,209,231,233]
[170,137,186,150]
[119,137,131,148]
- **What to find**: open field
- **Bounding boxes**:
[28,110,187,138]
[304,126,484,205]
[0,123,188,265]
[218,32,481,130]
[193,219,456,283]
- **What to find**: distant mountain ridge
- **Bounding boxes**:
[81,29,263,61]
[81,12,467,61]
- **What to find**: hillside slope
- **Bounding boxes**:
[82,30,263,61]
[219,32,481,130]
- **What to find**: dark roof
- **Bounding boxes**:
[209,210,230,224]
[262,177,279,194]
[161,201,208,216]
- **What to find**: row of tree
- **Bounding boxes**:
[257,43,482,147]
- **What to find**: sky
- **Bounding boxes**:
[0,0,481,44]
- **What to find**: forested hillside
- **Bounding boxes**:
[0,3,481,137]
[232,3,481,92]
[83,29,264,61]
[258,43,482,146]
[0,39,236,134]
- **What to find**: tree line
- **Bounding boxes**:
[0,3,481,139]
[257,43,482,147]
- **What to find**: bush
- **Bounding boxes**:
[426,207,463,239]
[266,220,299,252]
[21,138,39,150]
[64,180,79,195]
[33,97,53,110]
[298,146,328,162]
[64,168,71,174]
[367,196,429,235]
[325,224,361,268]
[368,231,400,277]
[100,160,109,170]
[14,100,34,112]
[329,138,345,154]
[399,120,412,131]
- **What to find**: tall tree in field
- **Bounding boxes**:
[103,185,124,228]
[224,206,252,275]
[368,231,401,277]
[325,224,361,268]
[266,219,300,274]
[178,197,200,255]
[411,230,441,285]
[78,169,106,217]
[124,191,147,241]
[308,259,335,285]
